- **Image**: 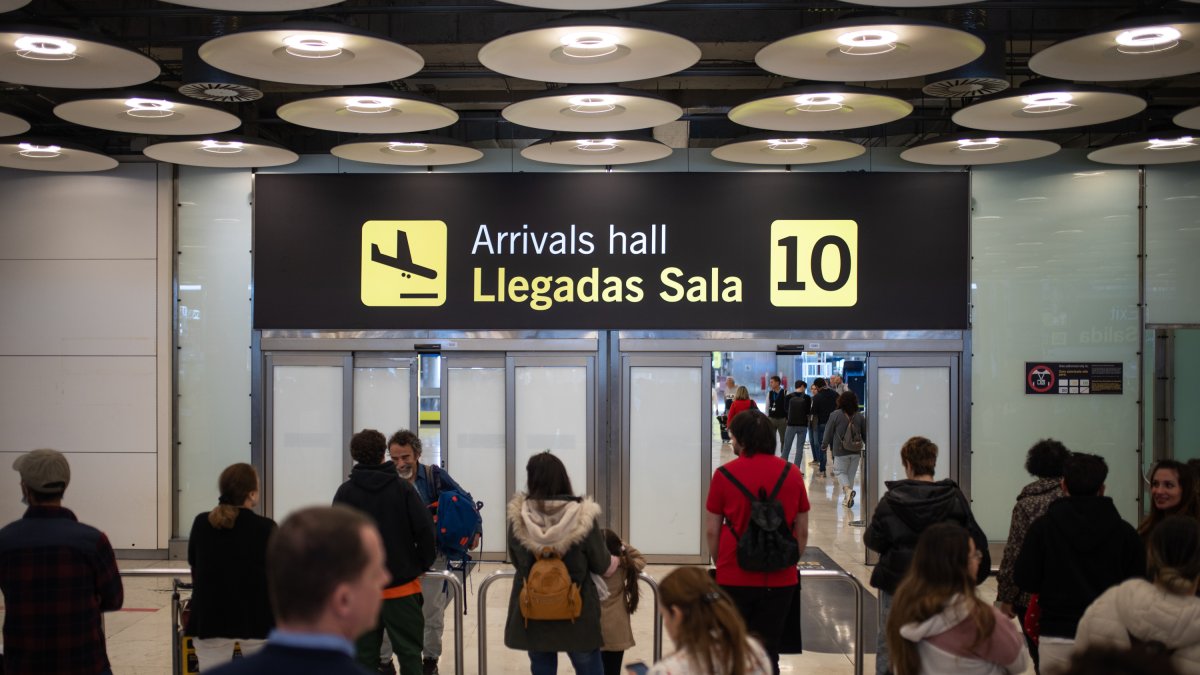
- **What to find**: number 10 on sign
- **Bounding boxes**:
[769,220,858,307]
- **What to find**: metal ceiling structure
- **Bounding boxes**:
[1,0,1198,158]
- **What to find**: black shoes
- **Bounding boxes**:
[378,660,396,675]
[423,657,439,675]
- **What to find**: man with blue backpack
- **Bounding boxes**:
[388,430,482,675]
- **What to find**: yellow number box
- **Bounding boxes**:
[361,220,447,307]
[769,220,858,308]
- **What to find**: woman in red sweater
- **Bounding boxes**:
[723,386,757,436]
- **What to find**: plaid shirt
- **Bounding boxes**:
[0,506,124,675]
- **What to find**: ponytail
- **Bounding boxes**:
[604,529,641,614]
[207,463,258,530]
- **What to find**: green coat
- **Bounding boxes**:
[504,493,610,652]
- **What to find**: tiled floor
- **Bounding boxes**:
[2,431,999,674]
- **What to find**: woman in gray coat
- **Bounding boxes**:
[505,451,610,675]
[823,390,866,508]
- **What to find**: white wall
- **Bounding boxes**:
[0,163,171,551]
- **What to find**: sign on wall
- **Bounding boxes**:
[1025,362,1124,395]
[253,173,968,330]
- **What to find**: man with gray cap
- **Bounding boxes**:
[0,448,124,675]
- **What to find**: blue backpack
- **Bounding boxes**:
[425,465,482,559]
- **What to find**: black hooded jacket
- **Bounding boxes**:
[864,478,990,593]
[333,461,437,587]
[1013,495,1144,639]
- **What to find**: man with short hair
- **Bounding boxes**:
[1015,453,1145,675]
[829,373,849,395]
[334,429,437,675]
[808,378,838,477]
[209,505,390,675]
[389,430,480,675]
[0,448,124,675]
[765,375,789,451]
[780,380,810,465]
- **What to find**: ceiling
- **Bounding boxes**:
[2,0,1199,159]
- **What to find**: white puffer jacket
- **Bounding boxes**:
[1075,578,1200,675]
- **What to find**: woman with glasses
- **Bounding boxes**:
[887,523,1029,675]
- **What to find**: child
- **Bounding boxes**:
[601,529,646,675]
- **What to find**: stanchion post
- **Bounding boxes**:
[476,569,515,675]
[421,571,465,675]
[636,572,663,662]
[798,569,866,675]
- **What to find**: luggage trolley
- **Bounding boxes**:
[172,578,199,675]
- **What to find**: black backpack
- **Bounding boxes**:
[718,463,800,572]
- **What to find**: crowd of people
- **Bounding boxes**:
[3,410,1200,675]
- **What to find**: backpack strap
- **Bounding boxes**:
[717,466,755,540]
[768,462,793,501]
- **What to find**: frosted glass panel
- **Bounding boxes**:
[1145,165,1200,324]
[876,367,950,498]
[972,152,1139,539]
[629,366,702,555]
[515,365,588,496]
[447,366,507,555]
[353,367,411,438]
[272,365,344,521]
[1175,330,1200,463]
[177,167,253,536]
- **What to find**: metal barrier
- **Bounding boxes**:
[475,570,664,675]
[800,569,866,675]
[118,568,466,675]
[476,568,866,675]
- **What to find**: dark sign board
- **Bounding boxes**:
[253,172,969,330]
[1025,362,1124,395]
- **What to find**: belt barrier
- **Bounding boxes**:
[475,570,663,675]
[119,568,466,675]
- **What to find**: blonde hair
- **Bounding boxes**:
[658,567,767,675]
[208,463,258,529]
[734,385,750,401]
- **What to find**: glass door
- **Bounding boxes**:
[352,355,417,440]
[264,353,350,521]
[622,354,711,563]
[510,355,596,502]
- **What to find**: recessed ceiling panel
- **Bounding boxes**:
[712,135,865,165]
[0,26,160,88]
[199,23,424,86]
[502,86,682,132]
[1088,134,1200,165]
[729,86,912,132]
[0,111,31,136]
[277,89,458,133]
[159,0,345,9]
[756,16,985,82]
[1176,104,1200,130]
[0,0,31,12]
[521,134,672,165]
[952,87,1146,131]
[901,137,1061,165]
[0,139,117,172]
[332,135,484,166]
[479,18,701,84]
[1029,17,1200,81]
[54,94,241,135]
[143,136,299,168]
[494,0,664,7]
[839,0,984,5]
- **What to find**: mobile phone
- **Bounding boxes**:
[625,662,649,675]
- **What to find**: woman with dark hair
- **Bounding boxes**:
[646,567,771,675]
[995,439,1070,668]
[888,523,1029,675]
[599,529,645,675]
[187,463,277,671]
[505,451,610,675]
[823,390,866,508]
[1076,515,1200,674]
[1138,459,1200,542]
[705,410,809,674]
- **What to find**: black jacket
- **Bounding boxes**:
[333,461,437,586]
[786,392,811,426]
[1014,496,1145,639]
[187,508,276,639]
[811,388,838,424]
[767,388,788,419]
[864,479,990,594]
